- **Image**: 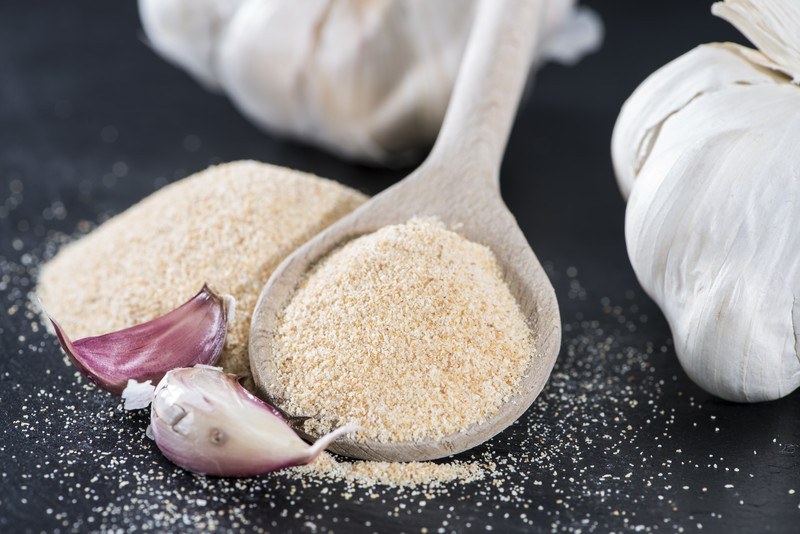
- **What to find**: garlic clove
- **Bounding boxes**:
[611,43,785,199]
[623,85,800,402]
[45,284,231,396]
[149,366,359,477]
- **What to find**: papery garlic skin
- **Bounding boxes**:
[150,366,358,477]
[138,0,602,164]
[612,1,800,402]
[711,0,800,83]
[611,44,786,199]
[122,379,156,411]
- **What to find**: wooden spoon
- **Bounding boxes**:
[250,0,561,462]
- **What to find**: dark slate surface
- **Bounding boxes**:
[1,1,798,532]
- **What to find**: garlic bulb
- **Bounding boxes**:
[612,0,800,402]
[139,0,602,164]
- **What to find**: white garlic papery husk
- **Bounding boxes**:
[611,0,800,402]
[139,0,602,164]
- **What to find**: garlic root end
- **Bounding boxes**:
[305,425,363,463]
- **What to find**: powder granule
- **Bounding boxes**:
[273,217,534,443]
[37,161,366,382]
[288,452,492,488]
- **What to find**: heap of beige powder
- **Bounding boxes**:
[37,160,366,381]
[273,217,534,443]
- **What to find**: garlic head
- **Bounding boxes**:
[611,0,800,402]
[139,0,602,164]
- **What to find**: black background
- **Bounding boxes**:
[1,1,799,532]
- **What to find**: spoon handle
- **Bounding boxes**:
[426,0,544,190]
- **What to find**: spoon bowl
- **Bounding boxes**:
[250,0,561,462]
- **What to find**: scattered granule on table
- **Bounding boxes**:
[288,452,492,488]
[270,217,534,443]
[37,160,366,384]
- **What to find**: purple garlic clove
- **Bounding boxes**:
[149,366,359,477]
[45,284,232,397]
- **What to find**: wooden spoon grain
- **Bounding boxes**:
[250,0,561,462]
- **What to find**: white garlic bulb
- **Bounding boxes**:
[612,0,800,402]
[139,0,602,164]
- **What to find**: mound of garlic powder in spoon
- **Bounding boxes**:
[273,217,534,443]
[38,161,366,383]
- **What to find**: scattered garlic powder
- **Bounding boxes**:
[288,452,492,488]
[273,217,534,443]
[8,235,765,530]
[37,161,366,382]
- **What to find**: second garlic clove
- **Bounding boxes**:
[45,284,231,396]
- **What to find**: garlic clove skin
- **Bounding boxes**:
[611,43,785,199]
[540,6,604,67]
[612,1,800,402]
[122,379,156,411]
[149,366,359,477]
[138,0,247,90]
[712,0,800,83]
[45,284,230,396]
